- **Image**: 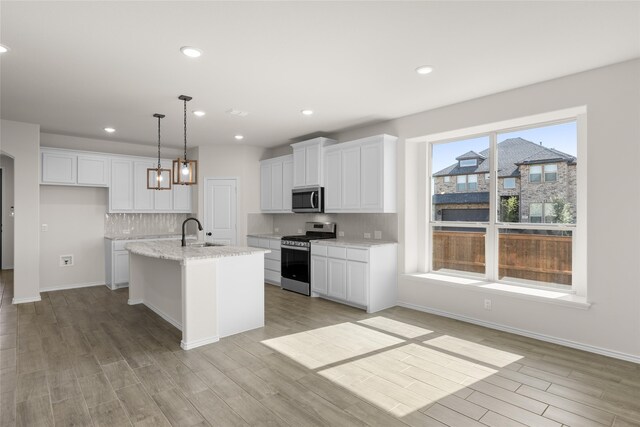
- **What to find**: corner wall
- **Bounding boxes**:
[0,119,41,303]
[330,59,640,360]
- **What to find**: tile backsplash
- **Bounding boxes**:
[105,213,191,236]
[269,213,398,241]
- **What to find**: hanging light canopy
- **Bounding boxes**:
[147,113,172,190]
[173,95,198,185]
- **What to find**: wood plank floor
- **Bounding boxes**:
[1,269,639,427]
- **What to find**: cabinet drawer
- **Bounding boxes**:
[347,248,369,262]
[258,239,271,249]
[311,244,327,256]
[265,259,280,272]
[265,249,281,261]
[327,246,347,259]
[269,239,282,250]
[265,269,281,284]
[113,240,132,251]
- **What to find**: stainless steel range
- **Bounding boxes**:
[281,222,336,296]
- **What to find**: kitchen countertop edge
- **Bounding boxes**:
[125,240,269,262]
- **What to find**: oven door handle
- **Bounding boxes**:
[282,245,309,251]
[310,191,316,209]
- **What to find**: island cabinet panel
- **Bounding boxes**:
[259,155,293,213]
[323,134,397,213]
[309,242,397,313]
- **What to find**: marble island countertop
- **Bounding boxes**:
[105,233,198,241]
[125,240,269,262]
[310,238,397,248]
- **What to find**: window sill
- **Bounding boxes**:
[403,273,591,310]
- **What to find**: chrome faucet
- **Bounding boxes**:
[182,217,203,246]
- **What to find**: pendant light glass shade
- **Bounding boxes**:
[147,113,172,190]
[173,95,198,185]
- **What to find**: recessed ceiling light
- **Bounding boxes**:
[104,127,116,133]
[415,65,434,75]
[226,109,249,117]
[180,46,202,58]
[192,110,206,117]
[234,135,244,141]
[0,44,9,54]
[301,109,314,116]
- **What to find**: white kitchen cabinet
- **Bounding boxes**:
[153,160,173,211]
[41,151,77,184]
[173,184,191,212]
[309,242,397,313]
[328,258,347,300]
[110,159,134,211]
[133,161,154,211]
[291,137,336,188]
[311,256,328,294]
[247,235,281,285]
[77,155,109,186]
[323,134,397,213]
[259,155,293,213]
[113,251,130,285]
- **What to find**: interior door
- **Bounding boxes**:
[204,178,237,245]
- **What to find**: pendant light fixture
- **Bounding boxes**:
[147,113,172,190]
[173,95,198,185]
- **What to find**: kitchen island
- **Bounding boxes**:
[125,240,269,350]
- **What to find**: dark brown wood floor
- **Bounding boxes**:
[0,269,639,426]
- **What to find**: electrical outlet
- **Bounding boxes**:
[298,229,303,234]
[364,233,371,239]
[374,231,382,240]
[484,299,492,310]
[338,231,345,237]
[41,224,48,232]
[60,255,74,267]
[274,227,280,233]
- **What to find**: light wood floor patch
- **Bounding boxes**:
[1,270,639,426]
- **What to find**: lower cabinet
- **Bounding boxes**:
[310,243,397,313]
[113,251,130,286]
[247,236,281,285]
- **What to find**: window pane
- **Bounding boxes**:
[529,203,542,223]
[544,203,555,223]
[499,229,572,287]
[497,121,577,225]
[503,177,516,189]
[432,136,490,221]
[433,226,485,277]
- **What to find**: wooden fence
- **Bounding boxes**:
[432,230,572,285]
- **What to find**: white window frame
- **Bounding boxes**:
[544,164,558,182]
[456,175,467,191]
[503,177,516,189]
[422,107,586,297]
[459,159,477,167]
[467,174,478,190]
[529,165,543,183]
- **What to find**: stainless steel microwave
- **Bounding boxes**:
[292,187,324,213]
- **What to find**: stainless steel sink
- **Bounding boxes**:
[187,242,226,248]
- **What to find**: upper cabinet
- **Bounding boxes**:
[290,137,336,188]
[260,155,293,213]
[324,134,397,213]
[42,149,109,186]
[41,148,191,213]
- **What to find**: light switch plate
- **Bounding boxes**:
[41,224,48,232]
[338,231,345,237]
[274,227,280,233]
[374,231,382,239]
[298,229,303,234]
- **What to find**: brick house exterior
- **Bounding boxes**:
[433,138,576,223]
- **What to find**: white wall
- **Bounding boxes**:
[329,59,640,361]
[41,133,184,158]
[192,144,268,246]
[39,186,108,290]
[0,119,41,303]
[1,154,14,269]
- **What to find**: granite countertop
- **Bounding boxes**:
[125,240,269,262]
[310,238,397,248]
[105,233,197,241]
[246,233,284,239]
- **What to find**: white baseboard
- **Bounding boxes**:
[181,335,219,350]
[2,265,14,270]
[398,301,640,364]
[128,298,182,331]
[12,295,42,304]
[40,281,104,292]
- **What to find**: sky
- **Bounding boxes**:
[432,121,578,174]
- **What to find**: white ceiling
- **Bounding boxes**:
[1,1,639,148]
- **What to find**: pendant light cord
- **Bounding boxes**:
[157,115,162,169]
[183,98,188,162]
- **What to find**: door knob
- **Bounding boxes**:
[206,232,212,236]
